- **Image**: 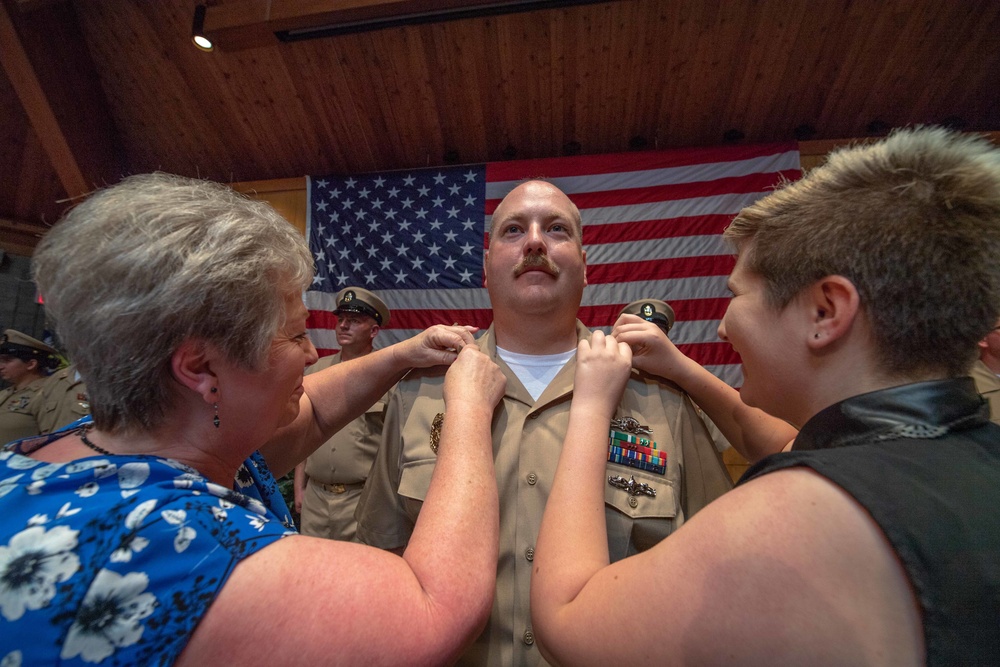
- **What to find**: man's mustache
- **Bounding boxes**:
[514,254,560,277]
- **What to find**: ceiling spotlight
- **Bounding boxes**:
[192,5,213,51]
[628,136,648,150]
[722,129,745,143]
[794,124,817,141]
[562,141,581,156]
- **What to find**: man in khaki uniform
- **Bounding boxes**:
[356,181,732,666]
[294,287,390,541]
[30,364,90,434]
[0,330,59,444]
[971,319,1000,424]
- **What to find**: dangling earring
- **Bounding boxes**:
[211,387,220,428]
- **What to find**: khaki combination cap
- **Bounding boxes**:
[0,329,59,364]
[619,299,676,336]
[334,287,390,327]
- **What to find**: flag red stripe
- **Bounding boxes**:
[676,342,741,366]
[310,308,495,331]
[485,143,796,181]
[308,310,338,329]
[582,214,734,244]
[587,255,737,284]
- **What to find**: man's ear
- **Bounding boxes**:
[806,275,861,349]
[171,339,219,403]
[25,358,39,373]
[482,249,490,288]
[369,324,380,341]
[582,248,588,286]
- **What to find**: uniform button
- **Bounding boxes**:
[523,630,535,646]
[525,547,534,561]
[526,473,537,485]
[528,412,539,419]
[628,496,638,508]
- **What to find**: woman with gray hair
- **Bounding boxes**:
[0,173,505,665]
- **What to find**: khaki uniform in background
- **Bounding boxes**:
[299,353,386,541]
[0,376,47,445]
[30,365,90,434]
[357,322,732,666]
[970,360,1000,425]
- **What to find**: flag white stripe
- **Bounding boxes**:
[586,235,731,265]
[582,276,730,304]
[483,191,772,229]
[485,150,800,199]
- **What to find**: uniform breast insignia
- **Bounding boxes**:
[611,416,652,436]
[9,396,31,411]
[429,412,444,454]
[608,417,665,475]
[608,474,657,497]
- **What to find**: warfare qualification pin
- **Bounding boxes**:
[610,416,652,436]
[608,474,657,497]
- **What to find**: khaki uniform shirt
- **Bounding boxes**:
[29,366,90,434]
[0,376,47,445]
[970,360,1000,425]
[300,353,386,541]
[356,322,732,666]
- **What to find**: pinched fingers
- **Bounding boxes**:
[574,331,632,405]
[443,345,507,408]
[405,324,480,368]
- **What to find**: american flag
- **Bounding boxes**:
[306,142,800,387]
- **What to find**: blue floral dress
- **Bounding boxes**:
[0,427,295,665]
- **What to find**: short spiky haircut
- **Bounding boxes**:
[725,127,1000,378]
[32,173,314,434]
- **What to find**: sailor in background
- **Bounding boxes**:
[0,329,59,444]
[294,287,391,540]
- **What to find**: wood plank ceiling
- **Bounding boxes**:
[2,0,999,256]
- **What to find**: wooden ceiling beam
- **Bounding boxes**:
[0,216,50,257]
[204,0,557,50]
[0,1,87,199]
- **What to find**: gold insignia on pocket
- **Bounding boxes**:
[430,412,444,454]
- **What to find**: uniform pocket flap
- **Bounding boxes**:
[603,468,678,519]
[398,458,437,502]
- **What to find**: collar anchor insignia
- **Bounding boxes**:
[608,474,657,497]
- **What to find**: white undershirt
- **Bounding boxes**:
[496,346,577,402]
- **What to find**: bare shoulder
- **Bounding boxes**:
[555,469,924,665]
[661,469,924,664]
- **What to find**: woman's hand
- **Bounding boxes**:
[395,324,479,368]
[573,331,632,418]
[443,345,506,411]
[611,314,690,382]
